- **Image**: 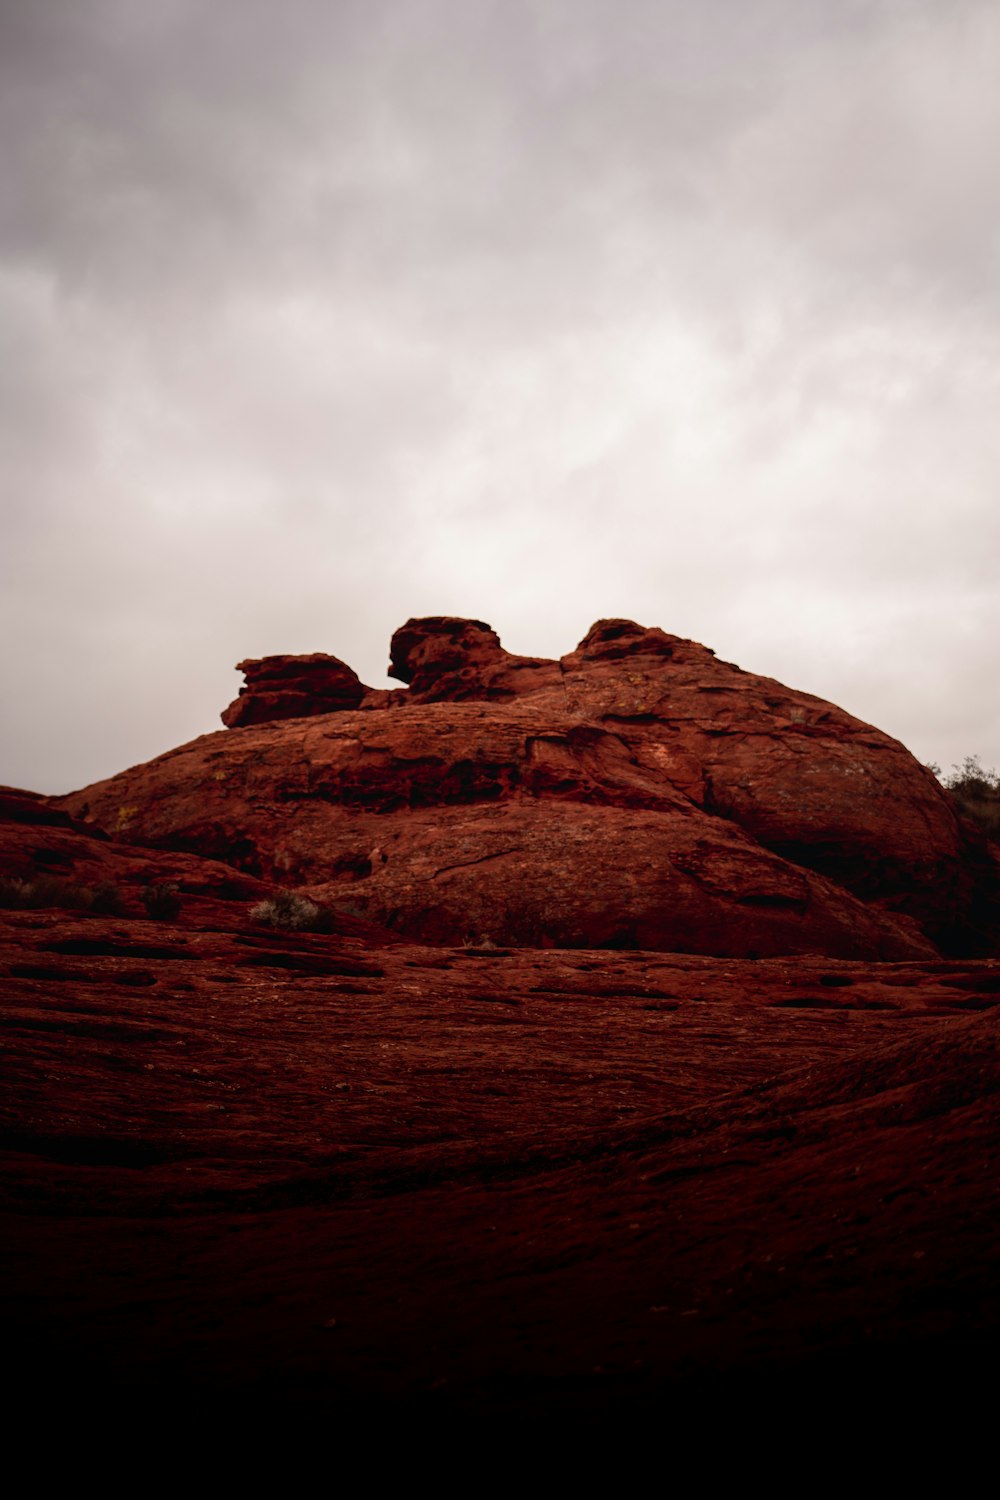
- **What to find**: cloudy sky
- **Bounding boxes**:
[2,0,998,794]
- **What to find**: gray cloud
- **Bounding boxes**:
[2,0,998,792]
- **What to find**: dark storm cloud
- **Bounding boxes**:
[1,0,998,791]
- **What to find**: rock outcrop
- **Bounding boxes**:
[388,615,560,702]
[56,616,991,958]
[221,653,364,727]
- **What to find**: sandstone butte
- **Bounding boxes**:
[4,619,1000,1426]
[56,616,999,961]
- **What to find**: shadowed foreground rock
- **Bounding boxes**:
[59,616,995,957]
[2,863,999,1420]
[2,753,1000,1422]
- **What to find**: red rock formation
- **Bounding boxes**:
[221,653,364,727]
[55,616,990,958]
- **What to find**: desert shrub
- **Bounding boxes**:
[934,756,1000,840]
[88,881,128,916]
[249,890,334,932]
[0,874,102,911]
[0,876,36,908]
[140,882,182,921]
[944,755,1000,799]
[1,876,26,907]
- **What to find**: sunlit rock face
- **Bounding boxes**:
[59,616,990,958]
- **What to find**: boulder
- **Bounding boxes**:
[388,616,559,702]
[221,653,364,727]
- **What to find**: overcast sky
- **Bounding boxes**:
[2,0,998,794]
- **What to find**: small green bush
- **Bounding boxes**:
[249,890,334,932]
[140,882,182,921]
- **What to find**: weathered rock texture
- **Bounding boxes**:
[57,617,992,958]
[3,795,1000,1416]
[2,883,1000,1417]
[221,653,364,727]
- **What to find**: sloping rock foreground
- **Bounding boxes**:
[57,617,995,959]
[2,884,999,1420]
[2,799,999,1419]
